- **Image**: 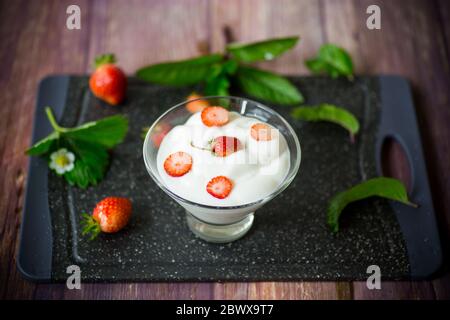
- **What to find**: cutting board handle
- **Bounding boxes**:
[376,75,442,279]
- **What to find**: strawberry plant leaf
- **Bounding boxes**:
[328,177,417,233]
[235,65,304,105]
[136,54,224,86]
[27,107,128,189]
[63,139,109,188]
[227,37,299,63]
[26,131,59,156]
[291,104,359,140]
[64,115,129,148]
[305,44,354,78]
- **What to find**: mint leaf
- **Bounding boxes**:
[328,177,417,233]
[304,58,326,73]
[205,75,230,97]
[236,66,304,105]
[222,59,238,75]
[136,54,223,86]
[227,37,299,63]
[26,131,59,155]
[291,104,359,141]
[65,115,129,148]
[203,60,235,97]
[305,44,353,78]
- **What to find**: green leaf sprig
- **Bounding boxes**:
[328,177,417,233]
[26,107,128,188]
[305,44,354,79]
[291,104,360,142]
[136,37,303,105]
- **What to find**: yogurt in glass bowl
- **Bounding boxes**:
[143,96,301,243]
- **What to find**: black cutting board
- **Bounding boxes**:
[17,75,442,282]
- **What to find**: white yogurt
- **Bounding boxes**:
[156,111,290,207]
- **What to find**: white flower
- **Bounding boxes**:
[49,148,75,175]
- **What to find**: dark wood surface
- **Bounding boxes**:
[1,0,449,300]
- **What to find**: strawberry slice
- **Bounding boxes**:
[201,106,229,127]
[163,152,193,177]
[250,123,273,141]
[186,93,210,113]
[206,176,233,199]
[212,136,241,157]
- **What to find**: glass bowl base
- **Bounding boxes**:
[186,212,254,243]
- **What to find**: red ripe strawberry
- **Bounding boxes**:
[164,151,193,177]
[201,106,229,127]
[89,53,127,105]
[206,176,233,199]
[81,197,132,240]
[250,123,273,141]
[212,136,241,157]
[186,93,210,113]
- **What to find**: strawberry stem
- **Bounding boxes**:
[80,213,101,240]
[190,141,213,152]
[45,107,68,133]
[94,53,116,69]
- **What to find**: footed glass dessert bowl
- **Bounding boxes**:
[143,96,301,243]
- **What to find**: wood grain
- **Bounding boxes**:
[0,0,449,300]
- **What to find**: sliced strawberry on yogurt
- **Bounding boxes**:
[250,123,273,141]
[211,136,242,157]
[206,176,233,199]
[201,106,229,127]
[163,152,193,177]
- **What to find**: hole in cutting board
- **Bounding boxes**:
[381,136,412,193]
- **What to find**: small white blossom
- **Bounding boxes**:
[49,148,75,174]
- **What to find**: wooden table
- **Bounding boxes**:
[1,0,449,300]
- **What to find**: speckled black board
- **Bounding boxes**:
[18,75,442,282]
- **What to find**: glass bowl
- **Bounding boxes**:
[143,96,301,243]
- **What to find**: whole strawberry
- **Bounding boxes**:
[89,53,127,105]
[81,197,132,240]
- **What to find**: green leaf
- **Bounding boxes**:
[235,66,304,105]
[64,115,128,148]
[291,104,360,140]
[27,107,128,189]
[136,54,223,86]
[26,131,59,155]
[222,59,238,75]
[227,37,299,63]
[305,58,326,73]
[204,75,230,97]
[305,44,354,78]
[62,139,109,188]
[328,177,417,233]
